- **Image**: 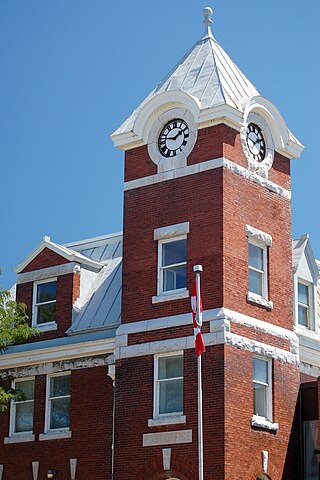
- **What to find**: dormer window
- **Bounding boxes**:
[33,279,57,327]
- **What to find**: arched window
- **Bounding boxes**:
[256,474,271,480]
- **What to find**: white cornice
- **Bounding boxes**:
[0,338,115,370]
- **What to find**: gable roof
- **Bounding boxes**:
[292,234,320,280]
[14,236,105,273]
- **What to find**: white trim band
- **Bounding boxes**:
[17,263,80,285]
[124,157,291,200]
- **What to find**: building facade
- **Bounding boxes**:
[0,8,319,480]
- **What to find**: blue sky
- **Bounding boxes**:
[0,0,319,289]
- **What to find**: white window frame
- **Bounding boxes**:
[9,377,35,437]
[297,280,312,329]
[246,225,273,310]
[248,240,268,298]
[158,235,187,296]
[252,356,273,423]
[152,222,190,304]
[32,278,57,329]
[153,352,184,423]
[44,372,71,434]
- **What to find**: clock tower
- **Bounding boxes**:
[111,7,304,480]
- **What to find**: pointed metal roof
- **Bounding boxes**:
[113,7,259,138]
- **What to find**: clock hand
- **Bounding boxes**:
[166,130,183,141]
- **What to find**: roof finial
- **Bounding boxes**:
[203,7,213,38]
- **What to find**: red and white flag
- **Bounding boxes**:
[191,279,206,357]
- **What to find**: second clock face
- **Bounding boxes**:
[158,119,189,157]
[246,123,266,161]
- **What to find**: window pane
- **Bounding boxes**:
[253,358,268,383]
[249,269,263,295]
[298,283,309,305]
[158,355,183,379]
[15,402,34,432]
[162,240,186,267]
[16,380,34,401]
[37,281,56,303]
[249,244,263,270]
[253,383,267,417]
[50,376,71,397]
[163,265,186,291]
[159,379,183,414]
[50,397,70,429]
[37,303,56,324]
[298,305,308,327]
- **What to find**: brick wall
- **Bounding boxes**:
[16,269,80,341]
[0,366,113,480]
[114,345,225,480]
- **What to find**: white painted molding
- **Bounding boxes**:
[162,448,171,471]
[154,222,189,240]
[152,290,189,304]
[70,458,77,480]
[32,461,39,480]
[148,415,186,427]
[241,96,304,159]
[247,292,273,310]
[17,262,81,284]
[4,434,35,444]
[251,415,279,432]
[246,225,272,246]
[116,307,297,342]
[300,361,320,378]
[0,339,115,370]
[124,156,291,200]
[0,354,112,379]
[143,429,192,447]
[39,431,72,441]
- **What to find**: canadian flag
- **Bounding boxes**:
[191,279,206,357]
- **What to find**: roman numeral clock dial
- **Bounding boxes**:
[246,123,266,161]
[158,119,189,157]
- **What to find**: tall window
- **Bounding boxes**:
[46,374,71,431]
[298,282,310,328]
[159,238,187,294]
[10,378,34,435]
[33,279,57,325]
[253,357,272,420]
[154,354,183,418]
[248,243,267,297]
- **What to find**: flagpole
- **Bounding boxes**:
[193,264,204,480]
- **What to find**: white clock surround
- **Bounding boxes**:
[240,111,275,178]
[147,108,198,173]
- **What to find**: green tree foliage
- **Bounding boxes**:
[0,283,39,412]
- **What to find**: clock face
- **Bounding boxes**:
[246,123,266,161]
[158,119,189,157]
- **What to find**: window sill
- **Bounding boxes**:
[247,292,273,310]
[39,430,71,441]
[148,415,186,427]
[251,415,278,432]
[33,323,58,332]
[4,433,35,444]
[152,290,189,304]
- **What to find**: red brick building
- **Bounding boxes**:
[0,7,319,480]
